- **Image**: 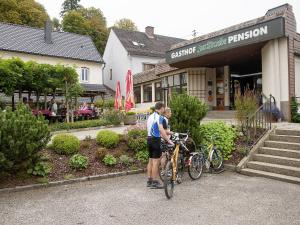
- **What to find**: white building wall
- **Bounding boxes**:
[0,50,103,85]
[261,37,289,118]
[295,55,300,97]
[130,56,162,74]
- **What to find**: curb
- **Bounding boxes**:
[51,125,126,135]
[0,169,146,194]
[224,163,237,172]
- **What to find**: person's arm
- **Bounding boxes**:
[158,116,173,144]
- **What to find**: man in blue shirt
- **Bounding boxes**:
[146,102,173,189]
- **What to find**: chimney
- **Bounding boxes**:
[44,20,52,44]
[145,26,154,38]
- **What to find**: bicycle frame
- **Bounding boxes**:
[171,144,180,180]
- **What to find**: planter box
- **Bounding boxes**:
[124,115,137,125]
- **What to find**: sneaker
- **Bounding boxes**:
[150,180,163,189]
[146,179,153,187]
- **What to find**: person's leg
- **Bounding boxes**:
[146,137,153,187]
[151,159,161,180]
[150,138,163,189]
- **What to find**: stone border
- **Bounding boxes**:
[51,125,125,135]
[0,169,145,194]
[236,126,276,172]
[224,164,237,172]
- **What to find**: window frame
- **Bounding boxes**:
[80,67,89,83]
[155,81,162,101]
[143,83,153,103]
[134,86,141,104]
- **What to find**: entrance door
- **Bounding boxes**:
[216,67,225,110]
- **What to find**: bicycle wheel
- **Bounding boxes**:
[210,148,223,171]
[176,154,184,184]
[188,153,203,180]
[164,161,174,199]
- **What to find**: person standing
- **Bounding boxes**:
[146,102,173,189]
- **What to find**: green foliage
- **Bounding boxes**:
[60,0,82,16]
[0,0,49,28]
[103,154,117,166]
[291,97,300,123]
[238,147,249,157]
[69,154,88,170]
[49,119,109,131]
[62,7,108,54]
[103,110,123,126]
[234,89,258,125]
[119,155,133,166]
[96,130,120,148]
[126,111,136,115]
[0,104,50,173]
[95,148,108,160]
[135,150,149,164]
[52,134,80,155]
[52,17,61,31]
[27,162,52,177]
[200,122,237,160]
[114,18,138,31]
[170,94,208,144]
[127,129,147,152]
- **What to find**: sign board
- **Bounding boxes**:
[166,17,285,64]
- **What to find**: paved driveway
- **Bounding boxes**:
[1,172,299,225]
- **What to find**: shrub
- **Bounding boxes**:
[103,154,117,166]
[69,154,88,170]
[52,134,80,155]
[95,148,108,160]
[119,155,133,166]
[200,121,237,160]
[127,128,147,152]
[49,119,109,132]
[81,141,91,149]
[291,97,300,123]
[0,104,51,173]
[170,94,207,144]
[135,150,149,164]
[95,99,115,109]
[27,162,52,177]
[96,130,120,148]
[114,149,125,158]
[234,89,258,125]
[103,110,123,125]
[126,111,136,116]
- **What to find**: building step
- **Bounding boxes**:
[264,141,300,151]
[247,161,300,178]
[241,168,300,185]
[275,129,300,137]
[269,134,300,143]
[259,147,300,158]
[253,154,300,167]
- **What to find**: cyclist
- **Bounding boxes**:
[146,102,173,189]
[161,107,173,171]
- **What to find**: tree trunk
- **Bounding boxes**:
[18,90,22,101]
[28,90,31,99]
[70,97,74,123]
[65,81,69,123]
[44,93,47,110]
[12,94,15,110]
[36,91,40,110]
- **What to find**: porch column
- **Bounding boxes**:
[152,82,155,103]
[140,84,144,103]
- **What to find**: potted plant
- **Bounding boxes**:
[124,111,137,125]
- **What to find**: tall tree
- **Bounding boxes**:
[52,17,61,31]
[114,18,138,31]
[60,0,81,16]
[0,0,49,28]
[62,7,108,54]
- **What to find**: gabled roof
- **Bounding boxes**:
[0,23,103,63]
[112,28,184,58]
[133,63,177,85]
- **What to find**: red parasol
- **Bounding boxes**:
[125,69,135,111]
[114,81,122,110]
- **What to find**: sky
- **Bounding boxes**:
[36,0,300,39]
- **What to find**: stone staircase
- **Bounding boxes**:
[241,128,300,184]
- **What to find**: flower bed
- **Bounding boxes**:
[49,119,110,132]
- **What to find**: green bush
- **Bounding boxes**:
[200,121,237,160]
[27,162,52,177]
[95,148,108,160]
[52,134,80,155]
[135,150,149,164]
[103,154,117,166]
[69,154,88,170]
[103,110,123,125]
[126,111,136,115]
[170,94,207,144]
[291,97,300,123]
[49,119,109,132]
[127,128,147,152]
[119,155,133,166]
[96,130,120,148]
[0,104,51,173]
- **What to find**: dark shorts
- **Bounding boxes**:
[147,137,162,159]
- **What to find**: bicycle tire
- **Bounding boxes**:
[188,153,203,180]
[164,161,174,199]
[210,148,223,171]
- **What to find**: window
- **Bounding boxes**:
[134,86,141,103]
[143,84,152,102]
[143,63,155,71]
[109,69,112,80]
[155,82,162,101]
[168,76,174,86]
[174,74,180,86]
[81,67,89,82]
